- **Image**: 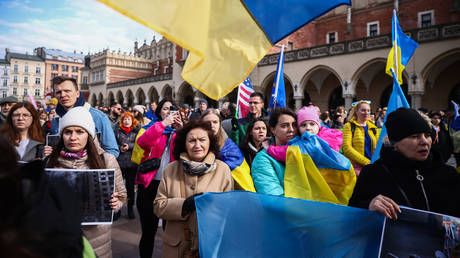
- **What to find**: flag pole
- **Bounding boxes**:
[235,81,242,119]
[273,45,285,109]
[393,9,398,79]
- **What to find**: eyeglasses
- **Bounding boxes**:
[12,113,32,119]
[249,101,262,105]
[352,100,371,107]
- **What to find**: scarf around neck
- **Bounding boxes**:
[180,152,216,176]
[60,148,87,159]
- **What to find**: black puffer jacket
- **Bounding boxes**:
[114,125,140,169]
[349,146,460,217]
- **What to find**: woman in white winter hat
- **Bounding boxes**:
[44,106,127,258]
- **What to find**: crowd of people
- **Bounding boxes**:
[0,75,459,257]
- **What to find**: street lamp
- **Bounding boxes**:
[344,81,348,91]
[411,73,417,85]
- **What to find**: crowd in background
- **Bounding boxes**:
[0,75,459,257]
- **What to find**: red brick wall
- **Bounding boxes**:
[108,69,152,83]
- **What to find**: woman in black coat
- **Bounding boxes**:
[114,112,141,219]
[349,108,460,219]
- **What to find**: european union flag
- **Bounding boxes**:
[371,68,410,163]
[269,46,286,112]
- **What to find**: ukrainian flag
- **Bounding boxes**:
[220,139,256,192]
[97,0,351,100]
[284,132,356,205]
[385,10,419,85]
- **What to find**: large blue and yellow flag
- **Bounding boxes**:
[283,133,356,205]
[97,0,351,100]
[371,69,410,163]
[385,10,419,85]
[196,192,384,257]
[220,139,256,192]
[268,46,286,112]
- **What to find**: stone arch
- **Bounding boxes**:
[126,89,134,107]
[177,82,195,107]
[421,49,460,110]
[98,93,104,107]
[107,91,115,106]
[136,88,146,105]
[260,72,294,109]
[148,86,159,104]
[116,90,124,106]
[90,94,97,107]
[161,84,173,100]
[300,65,342,111]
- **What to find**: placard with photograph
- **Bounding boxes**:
[379,206,460,258]
[45,168,115,225]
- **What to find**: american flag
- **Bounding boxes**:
[236,77,254,119]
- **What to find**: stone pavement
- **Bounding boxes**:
[112,205,163,258]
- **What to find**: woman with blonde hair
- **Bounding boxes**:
[0,101,45,162]
[342,100,380,176]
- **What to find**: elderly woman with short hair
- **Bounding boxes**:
[154,119,233,258]
[349,108,460,218]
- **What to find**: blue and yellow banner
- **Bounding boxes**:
[196,192,384,258]
[97,0,351,100]
[220,139,256,192]
[385,10,419,85]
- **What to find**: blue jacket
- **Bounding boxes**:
[50,102,120,158]
[251,149,285,196]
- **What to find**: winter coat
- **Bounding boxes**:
[114,125,140,169]
[50,102,120,158]
[251,149,286,196]
[230,110,269,145]
[431,125,452,163]
[342,118,380,166]
[317,126,343,152]
[349,146,460,217]
[48,144,127,258]
[136,121,176,188]
[17,139,44,162]
[154,152,233,258]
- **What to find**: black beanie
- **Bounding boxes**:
[385,108,431,142]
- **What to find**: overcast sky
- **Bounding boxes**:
[0,0,160,58]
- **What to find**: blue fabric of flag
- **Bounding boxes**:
[371,69,410,163]
[288,131,351,170]
[242,0,352,43]
[219,139,244,170]
[269,47,286,110]
[196,191,384,258]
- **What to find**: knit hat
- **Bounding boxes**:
[296,106,321,128]
[59,107,96,139]
[133,105,145,115]
[385,107,431,143]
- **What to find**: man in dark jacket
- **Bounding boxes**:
[349,108,460,219]
[0,96,18,127]
[231,92,268,145]
[189,99,208,120]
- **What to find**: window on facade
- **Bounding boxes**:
[52,64,58,70]
[2,91,6,98]
[62,74,68,78]
[72,66,78,72]
[51,73,58,79]
[24,66,28,73]
[13,76,17,83]
[35,78,40,85]
[326,32,337,44]
[35,89,40,96]
[62,65,68,71]
[3,80,7,86]
[83,76,88,84]
[23,88,28,96]
[3,69,6,76]
[72,75,78,81]
[288,41,294,50]
[164,66,168,74]
[14,64,18,72]
[36,67,41,74]
[12,88,17,95]
[367,22,379,37]
[419,10,434,28]
[24,76,28,84]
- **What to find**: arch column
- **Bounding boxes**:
[145,95,151,105]
[408,72,424,109]
[123,98,129,107]
[133,95,139,105]
[342,79,355,110]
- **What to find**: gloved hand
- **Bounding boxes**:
[181,193,203,216]
[231,117,238,131]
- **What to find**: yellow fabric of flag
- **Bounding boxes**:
[284,146,356,205]
[97,0,272,100]
[231,159,256,192]
[131,127,146,165]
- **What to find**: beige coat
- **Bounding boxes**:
[51,145,127,258]
[154,152,234,258]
